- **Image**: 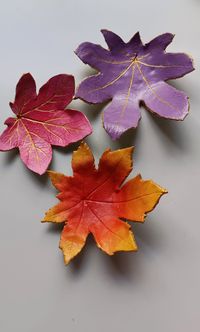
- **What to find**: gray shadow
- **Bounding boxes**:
[62,217,163,280]
[44,212,166,281]
[46,222,64,234]
[133,216,165,250]
[68,235,94,274]
[102,216,165,281]
[111,126,139,150]
[146,110,191,152]
[46,223,92,275]
[53,141,81,156]
[104,251,141,282]
[1,148,50,186]
[25,167,50,186]
[2,148,18,166]
[81,100,108,122]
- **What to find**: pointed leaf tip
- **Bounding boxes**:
[0,74,92,174]
[42,143,167,265]
[75,30,194,139]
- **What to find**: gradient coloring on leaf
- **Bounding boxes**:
[75,30,194,139]
[42,143,167,264]
[0,74,92,174]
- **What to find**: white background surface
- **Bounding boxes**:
[0,1,199,331]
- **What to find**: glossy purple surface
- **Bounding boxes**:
[75,30,194,139]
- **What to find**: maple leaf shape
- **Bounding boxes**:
[42,142,167,265]
[0,73,92,174]
[75,30,194,139]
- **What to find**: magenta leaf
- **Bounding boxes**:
[75,30,194,139]
[0,74,92,174]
